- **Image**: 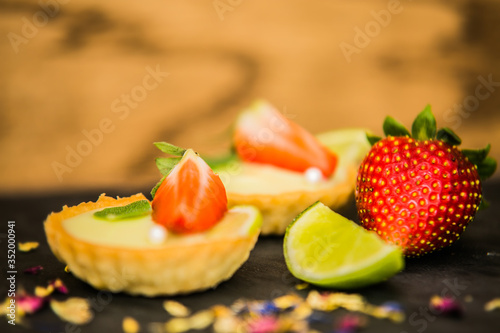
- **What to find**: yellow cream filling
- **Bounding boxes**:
[62,207,252,248]
[219,157,351,195]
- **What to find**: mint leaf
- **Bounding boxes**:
[151,176,166,199]
[94,200,151,221]
[204,152,239,169]
[411,105,436,140]
[156,157,182,176]
[383,116,410,137]
[366,133,382,146]
[153,142,186,156]
[437,127,462,146]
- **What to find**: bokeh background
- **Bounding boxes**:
[1,0,499,195]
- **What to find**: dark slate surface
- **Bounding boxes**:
[1,179,499,333]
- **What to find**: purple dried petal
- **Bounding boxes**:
[334,314,366,333]
[380,301,404,312]
[24,265,43,275]
[17,294,46,314]
[429,296,463,317]
[253,301,280,315]
[51,279,69,294]
[247,316,280,333]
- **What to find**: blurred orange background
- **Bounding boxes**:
[1,0,499,195]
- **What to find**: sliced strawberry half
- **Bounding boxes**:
[233,100,337,178]
[152,149,228,234]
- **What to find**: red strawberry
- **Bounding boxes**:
[151,144,228,233]
[355,106,496,257]
[233,100,338,178]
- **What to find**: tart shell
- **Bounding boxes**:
[44,194,260,297]
[226,164,357,235]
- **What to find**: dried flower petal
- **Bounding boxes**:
[163,300,191,317]
[18,242,39,252]
[252,301,280,316]
[295,283,309,290]
[122,316,140,333]
[370,301,405,323]
[485,298,500,312]
[24,265,43,275]
[17,293,46,315]
[246,315,280,333]
[273,294,303,310]
[50,297,93,325]
[429,296,463,317]
[334,314,367,333]
[213,314,242,333]
[165,317,190,333]
[51,279,69,294]
[290,302,312,320]
[188,309,214,330]
[35,285,55,298]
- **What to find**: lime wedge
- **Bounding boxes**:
[317,128,372,165]
[284,202,404,289]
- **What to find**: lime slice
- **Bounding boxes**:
[284,202,404,289]
[317,128,372,165]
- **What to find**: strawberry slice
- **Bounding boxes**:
[233,100,337,177]
[152,149,228,233]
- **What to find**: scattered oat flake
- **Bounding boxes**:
[19,241,39,252]
[485,298,500,312]
[24,265,43,274]
[50,297,93,325]
[429,295,463,317]
[163,300,191,317]
[64,265,71,273]
[122,316,140,333]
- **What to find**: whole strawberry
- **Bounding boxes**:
[355,106,496,257]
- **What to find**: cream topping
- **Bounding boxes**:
[219,158,351,195]
[62,207,252,248]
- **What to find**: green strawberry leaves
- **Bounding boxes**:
[154,142,186,156]
[151,142,187,199]
[411,105,436,140]
[94,200,151,221]
[151,176,166,199]
[368,105,497,181]
[436,127,462,146]
[383,116,410,137]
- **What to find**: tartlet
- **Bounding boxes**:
[213,100,370,235]
[45,148,262,297]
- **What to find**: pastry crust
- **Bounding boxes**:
[44,194,260,297]
[226,163,357,235]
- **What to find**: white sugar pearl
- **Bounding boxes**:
[305,167,323,183]
[149,225,167,244]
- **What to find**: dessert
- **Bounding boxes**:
[212,100,371,235]
[44,146,262,296]
[356,106,496,256]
